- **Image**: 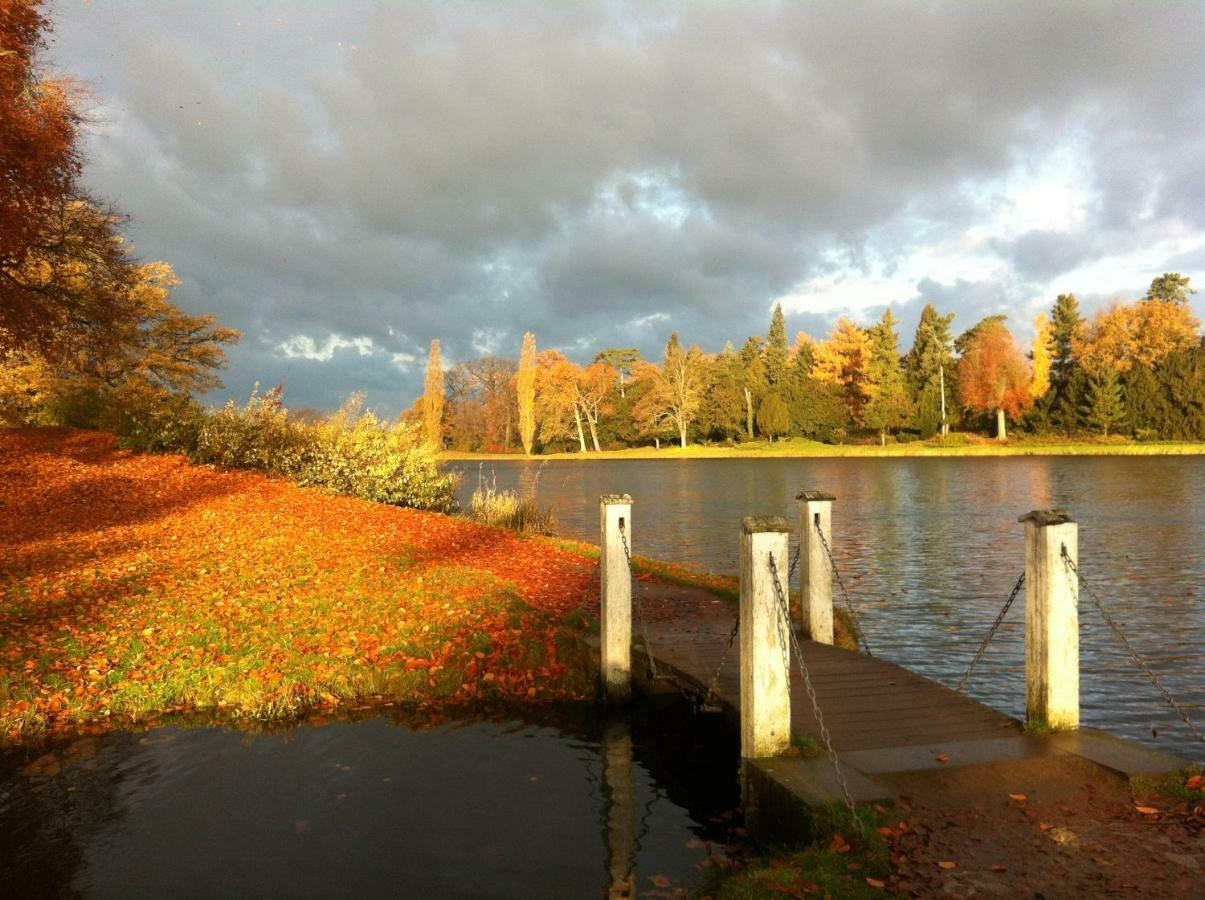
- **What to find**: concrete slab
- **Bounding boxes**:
[1042,728,1192,779]
[840,735,1054,775]
[749,755,896,807]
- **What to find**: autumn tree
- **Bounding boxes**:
[575,360,617,452]
[444,356,517,450]
[905,304,956,438]
[0,0,90,350]
[1075,298,1200,374]
[956,320,1032,439]
[633,333,704,448]
[812,317,874,423]
[516,331,537,454]
[1030,312,1054,400]
[593,347,640,398]
[534,350,585,451]
[422,339,444,448]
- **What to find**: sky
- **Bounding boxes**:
[48,0,1205,417]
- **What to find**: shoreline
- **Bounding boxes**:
[441,440,1205,461]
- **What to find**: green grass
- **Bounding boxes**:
[444,434,1205,461]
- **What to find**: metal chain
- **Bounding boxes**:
[769,551,865,832]
[814,522,873,657]
[1061,547,1203,743]
[618,521,659,680]
[698,616,740,713]
[956,572,1025,692]
[788,541,802,580]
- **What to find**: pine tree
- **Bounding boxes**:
[1122,363,1170,438]
[1145,272,1195,305]
[739,336,767,439]
[862,308,911,444]
[422,339,444,448]
[700,343,746,440]
[1082,369,1126,436]
[904,304,955,438]
[765,304,789,389]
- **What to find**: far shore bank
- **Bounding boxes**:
[441,438,1205,462]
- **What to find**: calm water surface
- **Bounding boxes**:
[454,457,1205,761]
[0,703,741,897]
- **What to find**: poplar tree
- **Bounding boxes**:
[516,331,537,454]
[904,304,956,438]
[422,339,444,448]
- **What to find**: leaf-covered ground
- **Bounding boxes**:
[0,428,599,739]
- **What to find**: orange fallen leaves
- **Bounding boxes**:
[0,429,600,738]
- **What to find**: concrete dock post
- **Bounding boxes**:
[740,516,792,758]
[602,718,636,898]
[1019,509,1079,731]
[797,491,835,644]
[600,494,633,702]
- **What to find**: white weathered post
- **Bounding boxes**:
[797,491,835,644]
[739,516,792,758]
[600,494,633,702]
[1020,509,1079,731]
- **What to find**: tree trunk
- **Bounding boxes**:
[744,387,754,440]
[573,404,587,452]
[880,429,886,447]
[587,412,601,452]
[996,408,1007,440]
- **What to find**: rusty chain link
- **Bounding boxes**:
[769,550,865,832]
[1062,546,1203,743]
[956,571,1025,692]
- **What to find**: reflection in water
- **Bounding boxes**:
[454,457,1205,760]
[1,704,743,898]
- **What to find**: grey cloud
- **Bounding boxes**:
[49,1,1205,415]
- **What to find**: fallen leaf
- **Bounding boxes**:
[1008,793,1027,801]
[649,875,671,888]
[1135,806,1159,815]
[830,833,851,853]
[938,860,957,870]
[935,754,949,763]
[865,878,885,889]
[1039,822,1052,830]
[990,864,1007,872]
[1185,775,1204,791]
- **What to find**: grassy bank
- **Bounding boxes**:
[0,428,599,740]
[443,435,1205,460]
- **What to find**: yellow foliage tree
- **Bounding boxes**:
[516,331,537,454]
[811,317,874,421]
[1075,299,1200,374]
[422,339,444,448]
[1029,312,1054,399]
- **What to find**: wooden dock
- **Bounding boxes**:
[601,579,1190,809]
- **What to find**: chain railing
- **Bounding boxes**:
[697,616,740,714]
[1061,546,1203,744]
[768,550,865,832]
[956,571,1025,692]
[813,521,873,657]
[617,520,659,680]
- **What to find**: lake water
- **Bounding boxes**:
[453,456,1205,762]
[0,703,742,898]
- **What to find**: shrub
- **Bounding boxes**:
[466,468,557,535]
[118,388,459,513]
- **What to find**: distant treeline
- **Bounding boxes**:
[413,273,1204,452]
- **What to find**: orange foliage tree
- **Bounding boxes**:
[956,321,1032,439]
[1074,299,1200,375]
[811,317,874,422]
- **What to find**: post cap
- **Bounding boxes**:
[600,493,633,505]
[1018,509,1075,527]
[742,515,791,534]
[796,491,836,502]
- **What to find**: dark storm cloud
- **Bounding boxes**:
[50,0,1205,415]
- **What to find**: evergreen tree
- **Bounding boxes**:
[862,308,911,444]
[1082,369,1126,436]
[765,304,789,389]
[904,304,955,438]
[1043,293,1086,432]
[1145,272,1195,305]
[755,391,790,441]
[1122,363,1171,437]
[738,336,767,439]
[699,343,746,440]
[1158,340,1205,439]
